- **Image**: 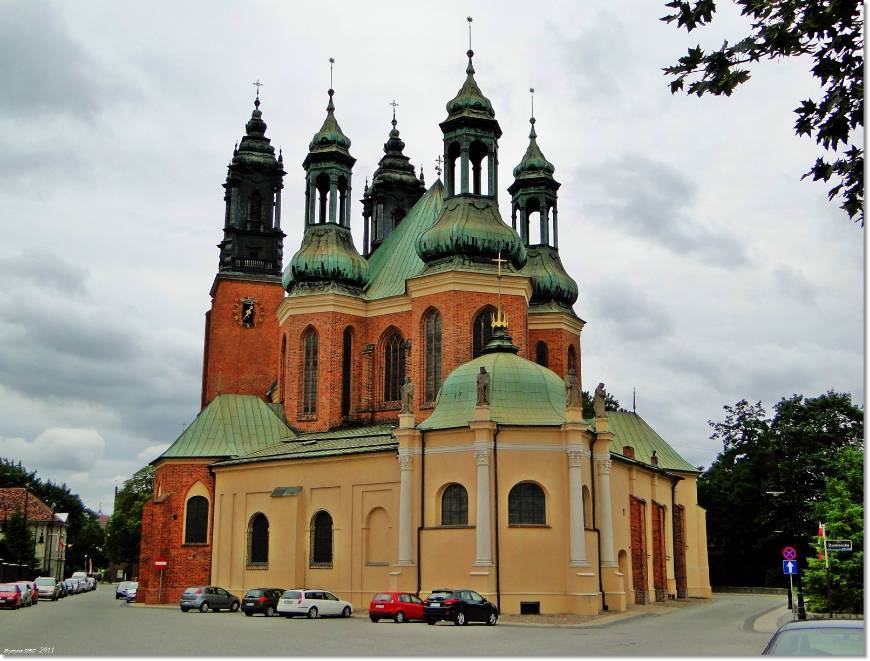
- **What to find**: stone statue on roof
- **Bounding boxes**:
[476,366,491,406]
[593,382,607,419]
[400,376,413,413]
[566,368,581,409]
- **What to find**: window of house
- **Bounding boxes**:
[424,310,442,403]
[567,345,577,373]
[311,511,333,568]
[472,307,495,358]
[303,328,318,415]
[248,513,269,565]
[184,496,208,544]
[508,482,546,525]
[535,341,549,368]
[441,484,469,526]
[383,331,405,403]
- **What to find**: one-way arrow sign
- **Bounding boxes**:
[782,560,799,575]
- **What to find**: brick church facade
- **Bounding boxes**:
[138,41,711,614]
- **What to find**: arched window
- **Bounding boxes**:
[316,173,329,224]
[184,496,209,544]
[446,142,460,196]
[365,507,389,565]
[424,309,442,403]
[508,482,546,525]
[248,513,269,565]
[535,341,549,368]
[302,327,318,415]
[470,140,488,195]
[341,327,353,417]
[472,307,496,358]
[582,485,592,528]
[441,484,468,526]
[567,345,577,374]
[248,191,262,223]
[383,331,405,403]
[311,510,333,568]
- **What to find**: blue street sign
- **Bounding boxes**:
[783,560,799,575]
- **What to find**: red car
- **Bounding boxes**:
[369,591,426,623]
[0,583,22,609]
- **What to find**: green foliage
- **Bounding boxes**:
[0,458,105,575]
[581,390,622,419]
[662,0,864,225]
[803,446,863,613]
[698,391,863,586]
[0,506,36,569]
[105,466,154,571]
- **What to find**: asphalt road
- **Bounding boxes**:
[0,587,783,656]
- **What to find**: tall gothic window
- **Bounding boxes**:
[248,191,262,223]
[441,484,468,526]
[508,482,546,525]
[567,345,577,374]
[248,513,269,565]
[311,510,333,567]
[535,341,549,368]
[184,496,208,544]
[302,328,318,415]
[383,331,405,403]
[424,309,442,403]
[341,327,352,416]
[472,307,496,358]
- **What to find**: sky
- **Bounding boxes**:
[0,1,863,513]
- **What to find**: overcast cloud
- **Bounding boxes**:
[0,0,862,511]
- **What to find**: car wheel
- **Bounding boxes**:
[486,611,498,626]
[266,606,275,617]
[454,611,467,626]
[245,611,253,617]
[341,606,351,618]
[394,611,405,624]
[199,601,209,613]
[284,614,293,619]
[181,607,189,612]
[369,616,379,623]
[230,601,240,612]
[307,606,319,619]
[426,618,436,625]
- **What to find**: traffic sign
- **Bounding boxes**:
[782,546,798,560]
[826,540,853,552]
[154,558,168,570]
[783,560,799,575]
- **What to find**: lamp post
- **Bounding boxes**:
[19,483,30,579]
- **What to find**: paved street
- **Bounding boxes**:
[0,587,784,656]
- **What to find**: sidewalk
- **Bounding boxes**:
[498,598,700,629]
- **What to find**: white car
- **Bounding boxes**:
[277,589,352,619]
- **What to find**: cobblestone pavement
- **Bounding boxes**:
[0,587,784,656]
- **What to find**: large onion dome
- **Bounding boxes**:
[287,223,367,291]
[521,245,578,308]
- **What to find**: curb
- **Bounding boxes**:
[498,611,656,629]
[742,601,788,633]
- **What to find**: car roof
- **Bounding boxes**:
[779,619,864,631]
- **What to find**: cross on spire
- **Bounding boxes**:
[389,99,399,124]
[329,57,335,89]
[253,79,264,98]
[467,16,473,50]
[530,87,535,119]
[435,155,443,177]
[492,250,508,327]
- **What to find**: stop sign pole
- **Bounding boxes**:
[154,558,168,602]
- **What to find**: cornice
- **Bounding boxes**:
[527,310,586,335]
[406,270,532,303]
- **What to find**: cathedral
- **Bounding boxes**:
[137,41,712,614]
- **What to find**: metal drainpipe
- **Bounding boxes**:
[493,425,501,613]
[416,433,425,597]
[590,452,608,611]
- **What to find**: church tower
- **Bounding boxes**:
[509,93,583,381]
[201,93,286,407]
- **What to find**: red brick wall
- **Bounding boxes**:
[652,502,668,602]
[527,328,580,384]
[138,463,215,604]
[674,505,688,599]
[202,278,284,407]
[629,495,648,605]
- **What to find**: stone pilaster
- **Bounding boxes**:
[567,448,590,566]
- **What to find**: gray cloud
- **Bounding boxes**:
[587,279,674,341]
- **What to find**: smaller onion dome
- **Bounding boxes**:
[287,224,368,291]
[521,245,578,308]
[512,118,555,180]
[232,97,280,169]
[445,50,495,121]
[308,90,352,155]
[416,196,527,269]
[371,117,422,189]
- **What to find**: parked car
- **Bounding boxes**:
[762,619,864,656]
[369,591,426,623]
[116,581,138,600]
[0,583,22,610]
[277,589,353,619]
[62,579,76,595]
[14,581,34,607]
[19,581,38,605]
[423,589,498,626]
[125,584,138,603]
[86,576,97,591]
[179,586,240,613]
[34,577,60,601]
[242,588,284,617]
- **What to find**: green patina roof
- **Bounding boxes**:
[370,118,424,190]
[213,425,396,467]
[365,180,444,300]
[286,223,367,292]
[520,245,578,308]
[602,412,699,473]
[231,99,281,169]
[158,395,297,461]
[512,119,555,180]
[445,52,496,122]
[308,90,351,155]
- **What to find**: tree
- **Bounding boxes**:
[662,0,864,225]
[581,390,622,419]
[803,445,863,613]
[105,466,154,574]
[699,391,863,586]
[0,507,36,570]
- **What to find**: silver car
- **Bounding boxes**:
[34,577,60,601]
[179,586,240,613]
[14,581,34,606]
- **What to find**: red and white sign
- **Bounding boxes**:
[782,546,798,561]
[154,558,169,570]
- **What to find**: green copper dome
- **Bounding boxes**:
[371,118,423,189]
[445,51,495,121]
[308,90,352,156]
[512,119,555,180]
[232,98,281,169]
[287,223,367,291]
[520,245,578,308]
[420,328,566,430]
[416,196,527,269]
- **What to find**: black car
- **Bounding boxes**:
[762,619,864,656]
[242,587,285,617]
[423,589,498,626]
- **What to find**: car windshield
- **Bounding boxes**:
[35,578,54,585]
[427,591,453,601]
[282,591,302,599]
[183,587,202,594]
[372,593,393,602]
[245,590,264,597]
[0,584,18,591]
[768,627,865,656]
